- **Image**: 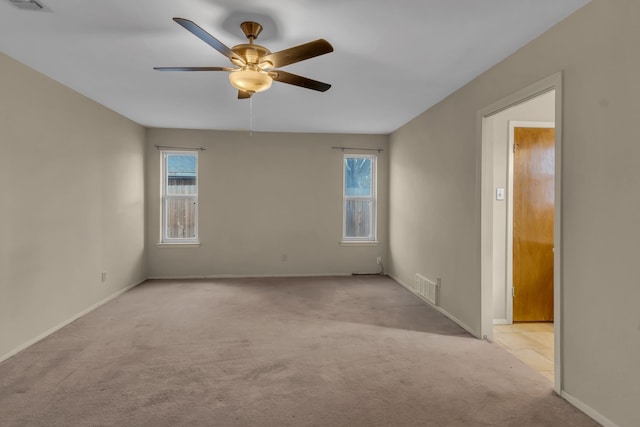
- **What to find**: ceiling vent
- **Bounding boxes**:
[8,0,43,10]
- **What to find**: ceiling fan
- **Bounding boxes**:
[154,18,334,99]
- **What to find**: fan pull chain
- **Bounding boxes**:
[249,96,253,136]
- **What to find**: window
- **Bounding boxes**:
[343,154,376,241]
[161,151,198,243]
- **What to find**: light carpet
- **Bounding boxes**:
[0,276,599,426]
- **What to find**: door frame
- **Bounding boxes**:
[506,121,555,324]
[478,72,563,393]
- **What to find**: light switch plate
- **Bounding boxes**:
[496,188,505,201]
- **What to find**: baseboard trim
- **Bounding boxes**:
[493,318,508,325]
[389,274,478,338]
[146,273,354,280]
[0,279,145,364]
[560,391,619,427]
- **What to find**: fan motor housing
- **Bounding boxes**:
[231,44,271,67]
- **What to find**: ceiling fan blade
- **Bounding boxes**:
[173,18,244,65]
[153,67,234,72]
[261,39,333,69]
[271,70,331,92]
[238,90,252,99]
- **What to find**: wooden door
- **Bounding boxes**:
[513,127,555,321]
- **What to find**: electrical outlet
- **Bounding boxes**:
[101,272,107,282]
[376,256,382,264]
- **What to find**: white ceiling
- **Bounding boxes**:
[0,0,590,134]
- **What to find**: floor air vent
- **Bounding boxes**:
[414,274,438,305]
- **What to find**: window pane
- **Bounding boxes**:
[345,157,372,196]
[345,199,372,239]
[167,154,197,195]
[166,196,197,239]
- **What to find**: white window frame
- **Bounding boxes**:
[161,150,199,244]
[342,154,377,242]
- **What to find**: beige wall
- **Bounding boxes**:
[488,91,555,321]
[389,1,639,425]
[0,52,147,360]
[146,129,388,278]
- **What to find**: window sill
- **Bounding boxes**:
[156,242,200,248]
[339,240,380,247]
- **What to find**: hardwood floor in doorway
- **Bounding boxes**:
[494,322,554,382]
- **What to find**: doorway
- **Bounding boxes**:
[496,117,556,383]
[497,121,555,382]
[479,73,563,392]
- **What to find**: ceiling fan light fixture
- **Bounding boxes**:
[155,18,333,98]
[229,67,272,93]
